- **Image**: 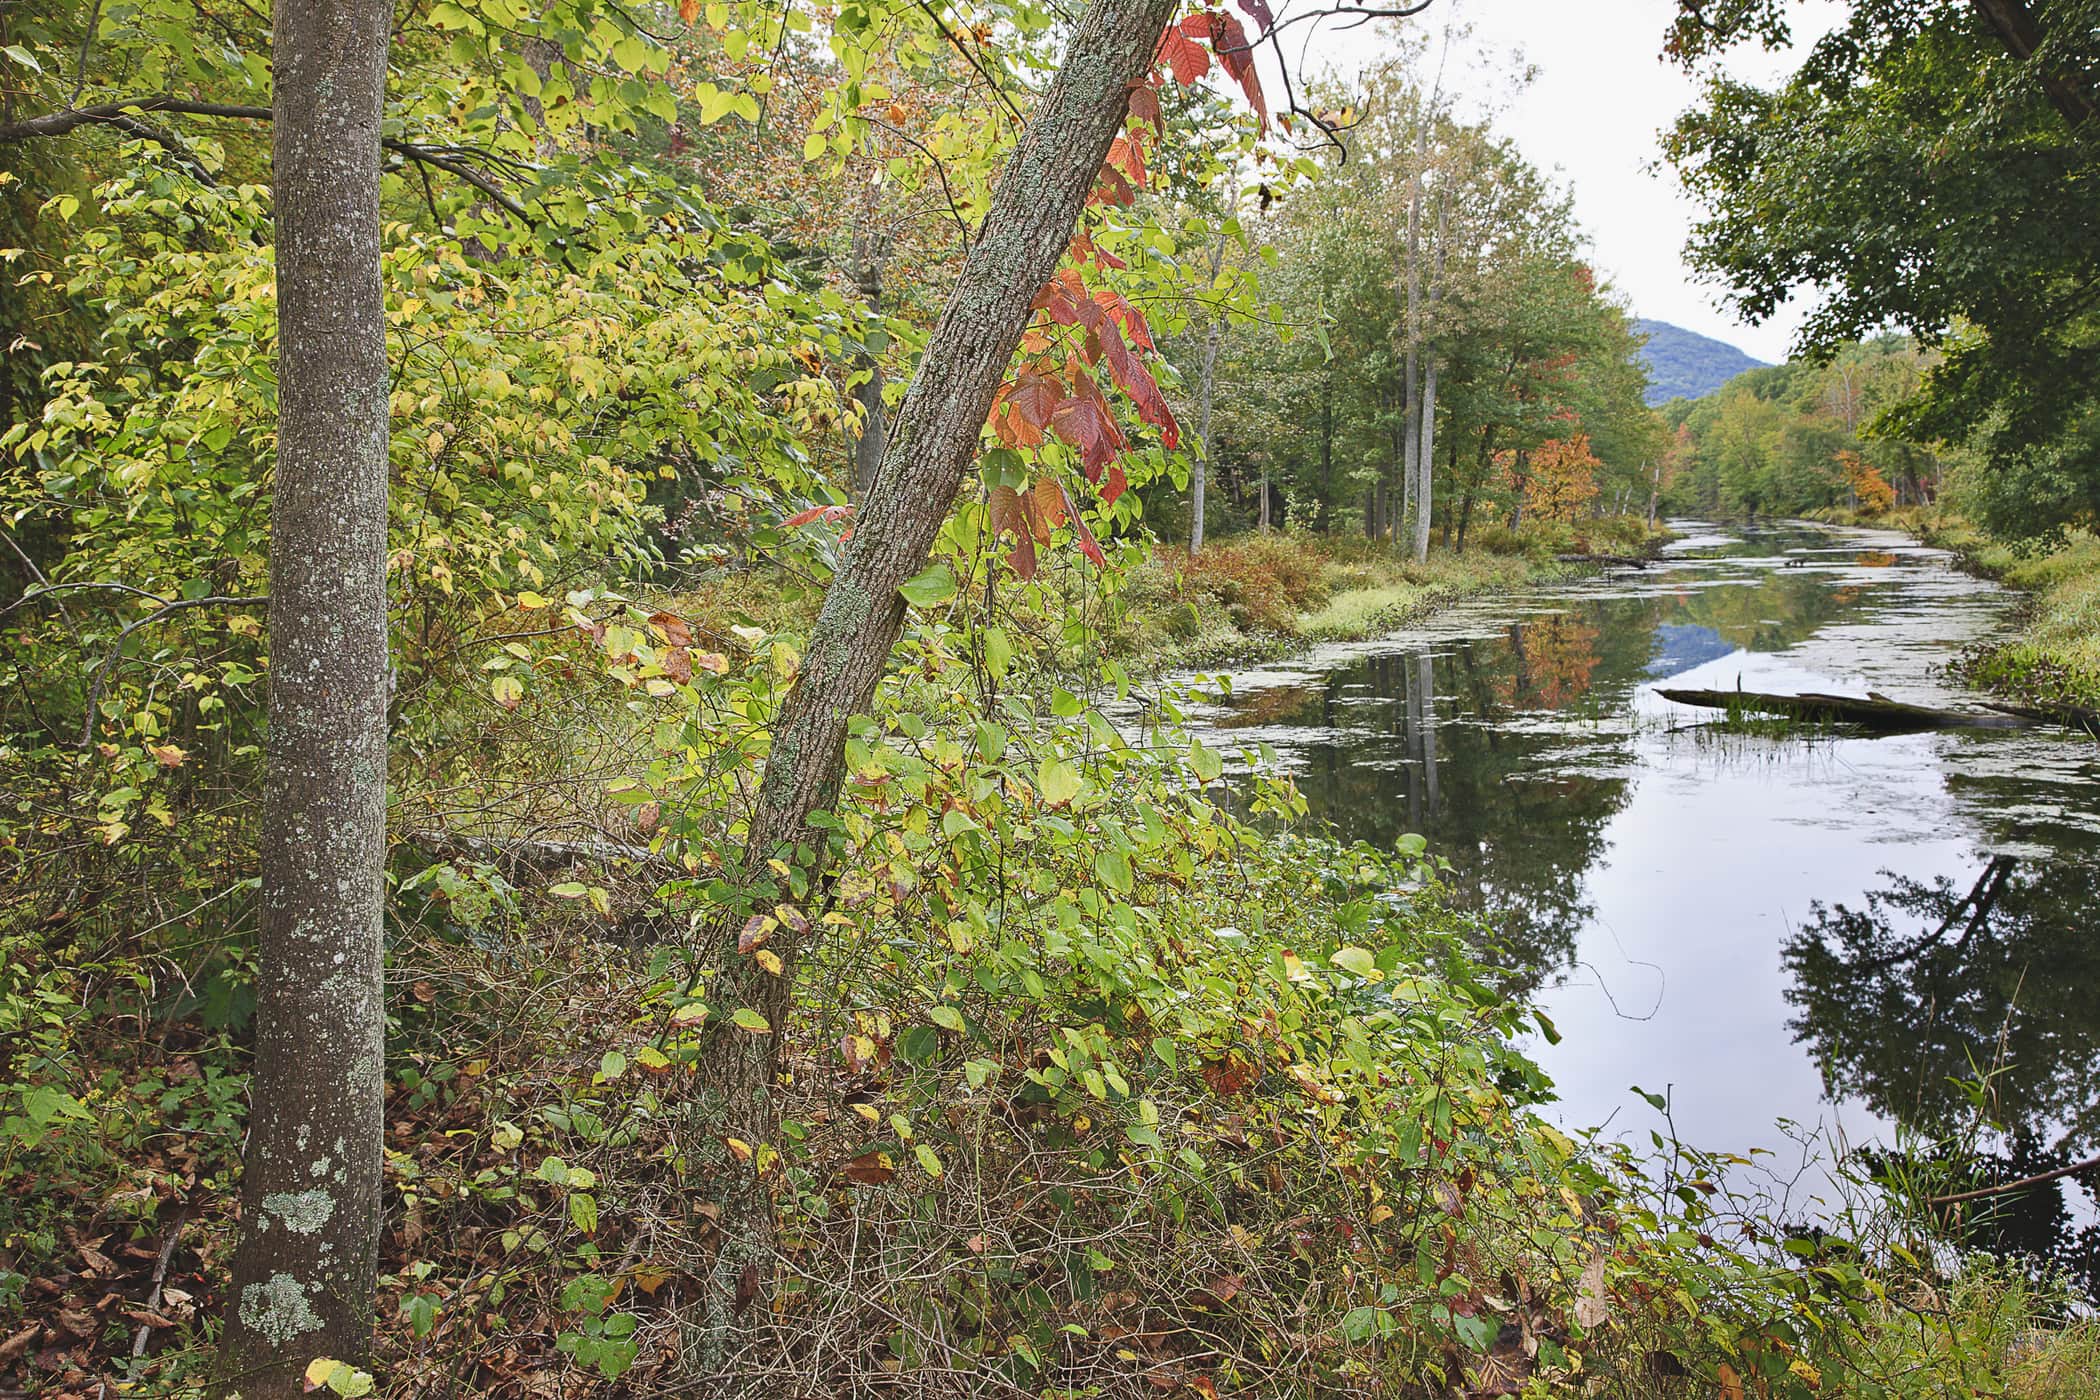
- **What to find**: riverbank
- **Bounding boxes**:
[1109,517,1665,674]
[1804,508,2100,720]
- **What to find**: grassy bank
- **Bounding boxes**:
[1934,524,2100,716]
[1108,514,1666,672]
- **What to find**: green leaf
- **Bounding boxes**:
[1150,1036,1178,1071]
[548,880,588,899]
[928,1005,965,1033]
[1036,758,1082,807]
[913,1143,943,1178]
[569,1191,599,1234]
[1187,738,1224,783]
[1329,946,1378,979]
[1094,847,1132,894]
[898,563,957,607]
[732,1008,771,1034]
[898,1025,940,1063]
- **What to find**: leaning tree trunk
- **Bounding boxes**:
[687,0,1179,1365]
[214,1,392,1395]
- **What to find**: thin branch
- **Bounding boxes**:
[77,593,268,749]
[1927,1151,2100,1206]
[0,95,535,224]
[915,0,1027,126]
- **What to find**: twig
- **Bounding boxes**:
[1926,1152,2100,1206]
[129,1213,185,1358]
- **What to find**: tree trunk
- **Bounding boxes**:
[688,0,1178,1360]
[849,231,889,501]
[1411,195,1450,563]
[1412,357,1438,562]
[214,1,392,1394]
[1645,457,1662,528]
[1257,470,1271,530]
[1191,311,1222,553]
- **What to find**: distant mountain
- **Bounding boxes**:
[1632,319,1768,406]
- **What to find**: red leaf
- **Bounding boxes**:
[1030,271,1084,325]
[1098,463,1129,506]
[1127,83,1163,134]
[784,503,854,527]
[987,381,1045,448]
[1158,21,1211,85]
[1106,132,1148,188]
[1050,394,1122,475]
[1009,367,1063,429]
[1091,165,1137,207]
[1092,288,1155,351]
[1095,319,1180,448]
[1031,476,1067,538]
[1210,13,1267,129]
[1071,230,1127,271]
[1062,483,1106,567]
[1236,0,1274,32]
[988,484,1038,579]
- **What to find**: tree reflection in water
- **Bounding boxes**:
[1784,854,2100,1292]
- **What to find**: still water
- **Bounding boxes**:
[1177,521,2100,1273]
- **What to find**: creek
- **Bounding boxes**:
[1179,520,2100,1278]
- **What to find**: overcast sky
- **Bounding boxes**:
[1289,0,1845,364]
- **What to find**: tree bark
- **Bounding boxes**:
[213,1,392,1395]
[687,0,1178,1362]
[1413,357,1438,561]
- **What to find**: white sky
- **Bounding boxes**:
[1289,0,1847,363]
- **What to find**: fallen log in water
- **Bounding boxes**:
[1655,687,2036,732]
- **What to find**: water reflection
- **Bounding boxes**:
[1786,849,2100,1289]
[1178,520,2100,1283]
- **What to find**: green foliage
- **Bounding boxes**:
[1665,0,2100,540]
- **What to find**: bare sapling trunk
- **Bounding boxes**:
[687,0,1180,1363]
[214,1,393,1394]
[1190,231,1226,554]
[1191,314,1220,552]
[1411,194,1450,563]
[849,228,890,501]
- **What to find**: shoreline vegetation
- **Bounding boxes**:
[1805,507,2100,724]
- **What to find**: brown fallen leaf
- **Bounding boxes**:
[0,1324,40,1363]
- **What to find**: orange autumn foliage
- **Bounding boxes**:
[1835,449,1896,514]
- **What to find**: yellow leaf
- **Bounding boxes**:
[755,949,784,975]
